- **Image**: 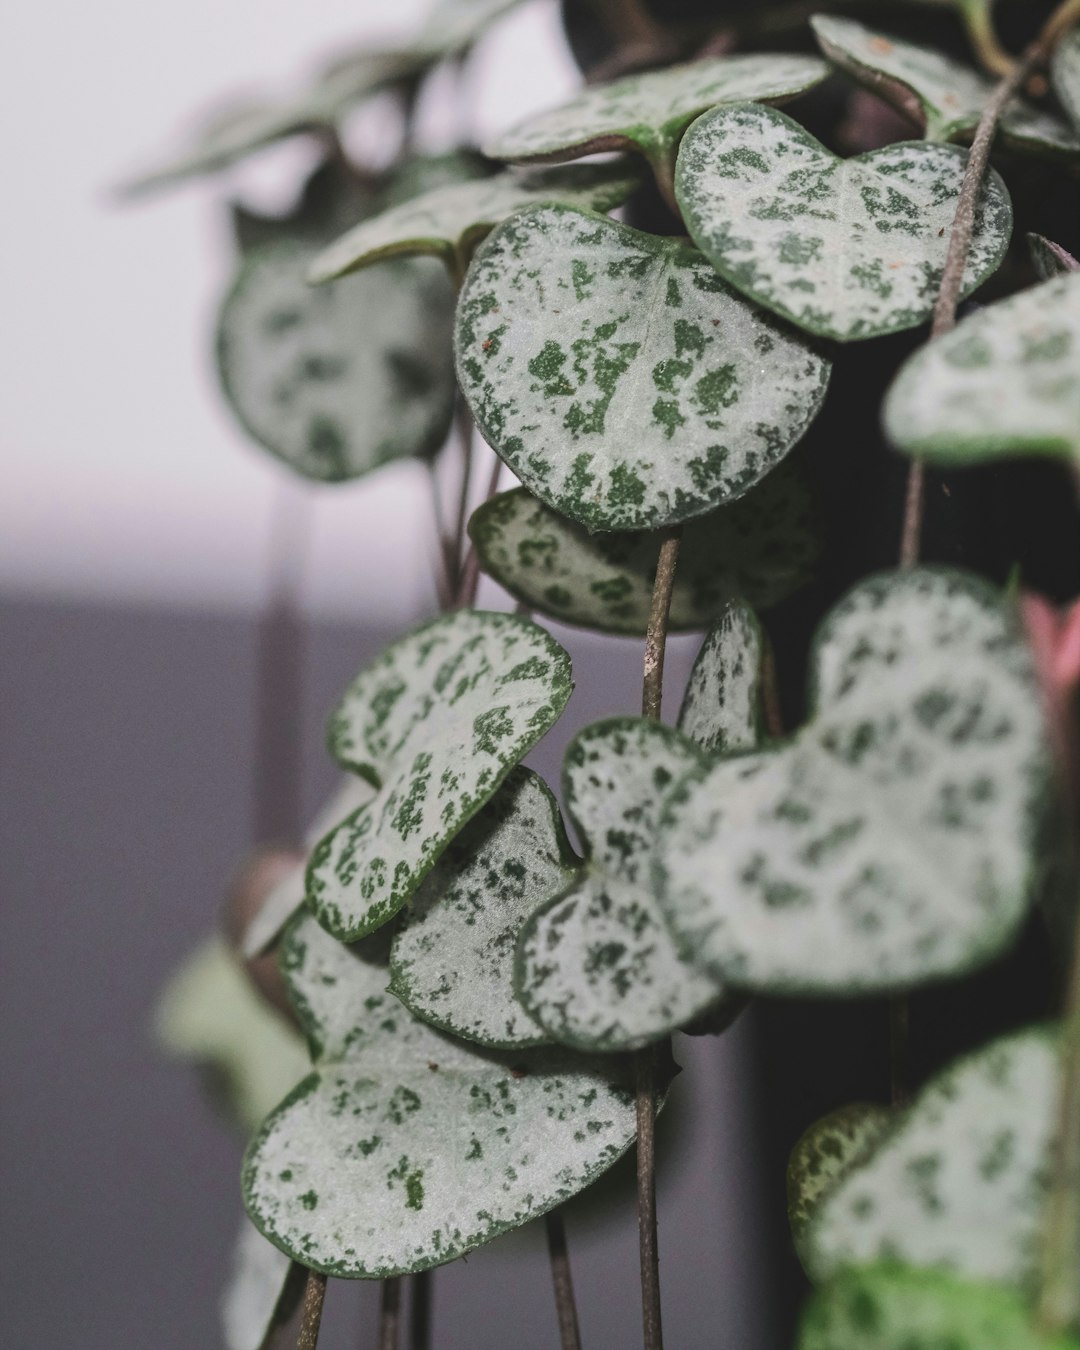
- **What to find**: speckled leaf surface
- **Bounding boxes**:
[799,1265,1080,1350]
[156,939,311,1134]
[787,1103,892,1261]
[456,204,831,531]
[469,465,816,634]
[678,602,765,755]
[515,719,734,1051]
[217,240,456,482]
[655,568,1049,995]
[811,15,1080,156]
[806,1028,1060,1292]
[307,611,572,941]
[1028,233,1080,281]
[242,777,377,960]
[884,273,1080,466]
[310,163,643,282]
[485,53,828,177]
[389,769,579,1048]
[243,911,641,1276]
[676,104,1012,343]
[222,1219,303,1350]
[1052,28,1080,137]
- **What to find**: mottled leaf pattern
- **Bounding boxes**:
[456,204,831,531]
[1028,233,1080,282]
[389,769,578,1048]
[678,601,765,755]
[515,719,735,1051]
[222,1220,303,1350]
[676,104,1012,342]
[469,465,817,634]
[811,15,1079,156]
[787,1103,892,1258]
[485,53,828,176]
[156,939,310,1134]
[243,911,641,1276]
[655,569,1049,994]
[884,273,1080,466]
[217,241,456,482]
[310,163,643,282]
[806,1028,1060,1292]
[799,1265,1080,1350]
[1052,27,1080,138]
[308,611,572,940]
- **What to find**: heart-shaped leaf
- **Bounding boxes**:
[799,1264,1080,1350]
[676,103,1013,342]
[678,600,765,755]
[156,939,311,1134]
[456,203,831,531]
[811,15,1079,157]
[1052,27,1080,137]
[217,236,457,482]
[243,910,643,1276]
[485,53,828,183]
[309,161,643,283]
[468,463,817,634]
[515,715,744,1052]
[307,611,572,941]
[884,272,1080,467]
[805,1027,1060,1292]
[787,1103,892,1261]
[222,1219,304,1350]
[388,768,578,1048]
[655,568,1049,995]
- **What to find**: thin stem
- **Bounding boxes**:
[379,1276,402,1350]
[455,452,503,608]
[642,531,682,721]
[449,399,477,588]
[1036,904,1080,1332]
[409,1271,432,1350]
[296,1269,327,1350]
[634,1046,663,1350]
[960,0,1015,77]
[545,1209,583,1350]
[760,643,784,741]
[426,460,456,611]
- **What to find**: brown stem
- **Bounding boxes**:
[455,452,504,608]
[642,530,682,721]
[409,1271,432,1350]
[634,1046,663,1350]
[449,400,476,589]
[427,460,456,611]
[379,1276,402,1350]
[296,1269,327,1350]
[760,643,784,741]
[545,1209,583,1350]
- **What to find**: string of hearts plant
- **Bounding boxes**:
[129,0,1080,1347]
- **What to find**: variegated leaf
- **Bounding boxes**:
[678,601,765,756]
[222,1219,303,1350]
[1052,27,1080,137]
[217,238,456,482]
[811,15,1079,157]
[805,1028,1060,1293]
[884,273,1080,467]
[655,568,1049,994]
[389,768,579,1048]
[456,204,831,531]
[1028,233,1080,282]
[515,719,737,1052]
[676,103,1013,343]
[468,464,817,634]
[307,611,572,941]
[156,939,310,1134]
[485,53,828,183]
[799,1265,1080,1350]
[309,162,643,282]
[243,911,642,1276]
[787,1103,892,1260]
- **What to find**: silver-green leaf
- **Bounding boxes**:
[309,162,643,283]
[811,15,1080,157]
[1028,233,1080,282]
[308,611,572,941]
[455,203,831,531]
[389,768,579,1049]
[884,272,1080,467]
[242,911,642,1276]
[805,1027,1060,1293]
[676,103,1013,343]
[655,568,1049,995]
[678,601,765,756]
[469,465,817,634]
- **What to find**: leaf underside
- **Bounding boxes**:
[1027,233,1080,282]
